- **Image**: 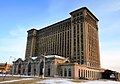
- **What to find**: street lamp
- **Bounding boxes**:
[41,55,46,78]
[9,56,16,64]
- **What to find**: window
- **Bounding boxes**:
[80,12,83,15]
[81,23,83,32]
[81,44,84,51]
[88,71,89,78]
[81,60,84,64]
[84,70,85,78]
[60,69,62,76]
[64,68,67,77]
[86,70,87,77]
[79,69,80,77]
[68,68,71,77]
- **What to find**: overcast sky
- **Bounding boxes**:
[0,0,120,72]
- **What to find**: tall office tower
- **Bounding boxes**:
[25,7,100,68]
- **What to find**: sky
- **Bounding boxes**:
[0,0,120,72]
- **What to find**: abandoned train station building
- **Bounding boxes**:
[12,7,120,80]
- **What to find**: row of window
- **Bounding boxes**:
[60,68,99,79]
[88,23,99,68]
[86,13,97,27]
[78,69,99,78]
[61,68,71,77]
[38,20,71,37]
[73,23,84,64]
[72,11,83,18]
[35,30,72,58]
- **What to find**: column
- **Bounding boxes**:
[90,70,92,79]
[25,63,28,75]
[84,70,86,78]
[81,69,83,78]
[38,63,40,76]
[16,64,19,74]
[63,68,64,78]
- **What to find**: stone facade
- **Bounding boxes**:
[12,7,102,80]
[12,56,120,80]
[60,63,102,79]
[12,7,120,80]
[25,7,100,68]
[12,55,68,77]
[12,55,102,80]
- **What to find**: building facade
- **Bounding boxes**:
[12,55,68,77]
[25,7,100,68]
[12,55,102,79]
[12,7,108,80]
[12,55,120,80]
[0,63,13,74]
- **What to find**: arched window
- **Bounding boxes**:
[28,63,31,75]
[34,69,36,76]
[88,70,89,78]
[23,69,25,75]
[60,69,62,77]
[40,61,44,75]
[64,68,67,77]
[68,68,71,77]
[84,70,85,78]
[86,70,87,78]
[81,69,83,78]
[79,69,80,77]
[18,63,22,74]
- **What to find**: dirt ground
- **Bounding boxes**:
[0,76,45,84]
[0,76,20,82]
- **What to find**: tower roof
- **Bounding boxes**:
[70,7,99,21]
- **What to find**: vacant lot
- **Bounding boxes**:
[0,76,45,84]
[0,76,120,84]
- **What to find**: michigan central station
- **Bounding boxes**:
[11,7,120,80]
